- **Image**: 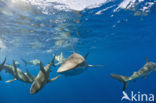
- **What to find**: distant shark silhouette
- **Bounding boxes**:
[55,52,66,66]
[0,58,35,83]
[110,57,156,90]
[21,59,40,66]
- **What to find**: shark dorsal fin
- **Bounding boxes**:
[145,57,149,63]
[13,60,18,76]
[0,57,6,71]
[1,57,6,66]
[72,46,76,53]
[50,55,55,67]
[40,62,45,73]
[84,52,89,59]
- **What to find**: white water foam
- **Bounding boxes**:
[8,0,156,15]
[10,0,111,12]
[114,0,156,13]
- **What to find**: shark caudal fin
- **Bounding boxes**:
[21,58,27,66]
[110,74,130,91]
[0,57,6,71]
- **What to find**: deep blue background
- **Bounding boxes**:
[0,1,156,103]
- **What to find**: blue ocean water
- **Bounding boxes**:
[0,0,156,103]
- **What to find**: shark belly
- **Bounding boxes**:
[59,65,88,76]
[30,72,48,94]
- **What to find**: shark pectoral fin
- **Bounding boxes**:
[84,52,89,59]
[5,78,17,83]
[0,57,6,71]
[48,75,61,83]
[40,62,45,73]
[88,65,104,67]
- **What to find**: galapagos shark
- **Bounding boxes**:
[57,49,103,76]
[0,58,35,83]
[30,56,60,94]
[55,52,66,66]
[21,59,40,66]
[110,57,156,91]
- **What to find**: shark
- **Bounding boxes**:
[110,57,156,91]
[57,49,103,76]
[55,52,66,66]
[14,61,20,67]
[0,58,35,83]
[30,56,60,94]
[21,58,40,66]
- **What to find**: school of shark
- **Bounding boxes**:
[0,49,156,94]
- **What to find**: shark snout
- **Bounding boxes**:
[57,68,63,73]
[30,88,36,94]
[30,82,40,94]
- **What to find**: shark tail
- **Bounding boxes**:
[0,57,6,71]
[21,58,27,66]
[110,73,130,91]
